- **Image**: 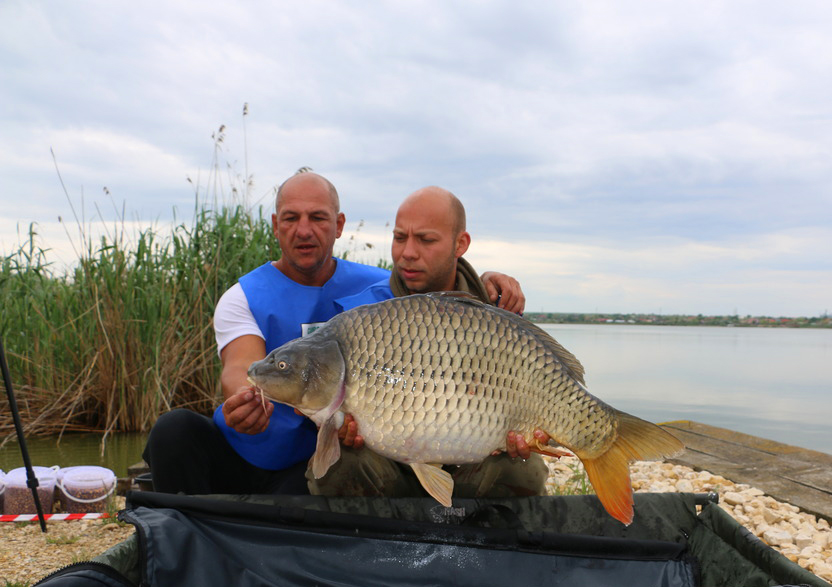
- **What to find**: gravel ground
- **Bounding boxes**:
[2,461,830,585]
[0,497,134,586]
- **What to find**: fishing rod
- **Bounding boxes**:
[0,336,48,532]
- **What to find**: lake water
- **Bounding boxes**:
[537,324,832,455]
[1,324,830,476]
[0,433,148,478]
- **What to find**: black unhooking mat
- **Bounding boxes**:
[34,492,826,587]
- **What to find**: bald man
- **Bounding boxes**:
[309,186,550,500]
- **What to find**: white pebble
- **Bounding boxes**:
[794,533,814,550]
[741,487,765,497]
[674,479,694,492]
[763,529,793,547]
[723,491,746,506]
[762,508,783,525]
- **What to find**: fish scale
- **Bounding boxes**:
[326,295,603,463]
[248,292,684,524]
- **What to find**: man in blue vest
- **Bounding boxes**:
[143,171,525,495]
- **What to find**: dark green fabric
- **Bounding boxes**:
[112,492,697,587]
[214,493,698,542]
[691,501,829,587]
[88,493,827,587]
[116,500,694,587]
[31,561,135,587]
[92,534,140,586]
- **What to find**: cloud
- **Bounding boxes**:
[466,228,832,315]
[1,125,200,220]
[1,0,831,317]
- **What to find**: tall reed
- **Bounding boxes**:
[0,204,281,438]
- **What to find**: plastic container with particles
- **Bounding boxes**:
[3,466,57,515]
[59,466,116,513]
[55,466,80,511]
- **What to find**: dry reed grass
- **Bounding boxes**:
[0,116,283,442]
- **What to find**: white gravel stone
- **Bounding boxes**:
[723,491,746,506]
[674,479,694,492]
[801,545,821,558]
[763,507,784,525]
[794,533,815,550]
[742,487,765,497]
[763,528,794,547]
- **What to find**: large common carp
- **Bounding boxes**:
[247,292,684,524]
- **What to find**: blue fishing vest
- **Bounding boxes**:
[213,259,390,470]
[334,277,394,311]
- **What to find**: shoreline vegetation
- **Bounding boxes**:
[527,312,832,328]
[0,204,304,440]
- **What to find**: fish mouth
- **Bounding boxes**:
[247,376,268,412]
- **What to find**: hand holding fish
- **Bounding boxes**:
[222,386,273,435]
[481,271,525,314]
[500,429,573,460]
[338,414,364,449]
[504,429,543,459]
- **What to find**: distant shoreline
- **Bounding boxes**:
[527,312,832,328]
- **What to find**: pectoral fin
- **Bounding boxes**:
[410,463,454,507]
[312,415,341,479]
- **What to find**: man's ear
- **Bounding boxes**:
[455,231,471,258]
[272,213,280,239]
[335,212,346,238]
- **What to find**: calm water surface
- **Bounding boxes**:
[0,433,148,477]
[538,324,831,455]
[1,325,830,473]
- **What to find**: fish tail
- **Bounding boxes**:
[580,410,685,525]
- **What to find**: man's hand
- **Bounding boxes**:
[222,386,273,435]
[480,271,526,315]
[219,335,270,434]
[338,413,364,449]
[502,429,551,459]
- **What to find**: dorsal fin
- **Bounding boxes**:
[424,291,587,384]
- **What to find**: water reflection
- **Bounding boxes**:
[540,324,832,454]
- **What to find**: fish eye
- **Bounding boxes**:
[277,361,288,370]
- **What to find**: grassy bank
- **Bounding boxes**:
[0,204,281,438]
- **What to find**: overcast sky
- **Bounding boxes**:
[2,1,830,316]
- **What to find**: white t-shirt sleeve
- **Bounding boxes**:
[214,283,264,356]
